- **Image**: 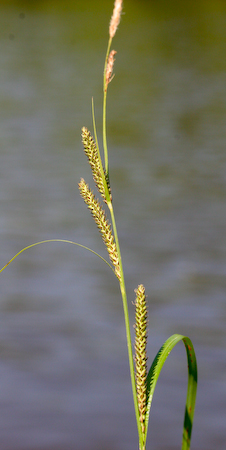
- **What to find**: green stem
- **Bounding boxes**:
[108,202,144,449]
[92,98,111,203]
[103,37,112,177]
[103,38,144,450]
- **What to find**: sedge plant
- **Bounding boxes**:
[1,1,197,449]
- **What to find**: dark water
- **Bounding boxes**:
[0,1,226,449]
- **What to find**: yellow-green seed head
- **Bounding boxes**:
[78,178,120,280]
[81,127,111,201]
[134,284,148,433]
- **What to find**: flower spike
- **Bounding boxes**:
[78,178,120,280]
[82,127,111,201]
[109,0,123,38]
[134,284,148,434]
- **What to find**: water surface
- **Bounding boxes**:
[0,1,226,449]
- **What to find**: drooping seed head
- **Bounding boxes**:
[78,178,120,280]
[81,127,111,201]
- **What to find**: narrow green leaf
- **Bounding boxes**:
[0,239,115,275]
[144,334,197,450]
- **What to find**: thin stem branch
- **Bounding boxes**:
[103,37,112,177]
[108,202,144,448]
[102,36,144,446]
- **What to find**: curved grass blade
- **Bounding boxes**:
[145,334,197,450]
[0,239,115,275]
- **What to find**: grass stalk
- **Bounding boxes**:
[108,202,144,447]
[103,37,112,177]
[1,2,198,449]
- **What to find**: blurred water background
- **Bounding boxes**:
[0,1,226,449]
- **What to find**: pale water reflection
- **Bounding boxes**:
[0,1,226,449]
